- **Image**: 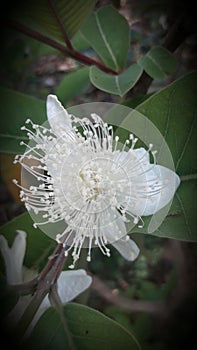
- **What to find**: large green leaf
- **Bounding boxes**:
[80,5,130,72]
[55,67,90,104]
[12,0,97,42]
[0,212,56,271]
[136,71,197,176]
[138,46,177,80]
[0,87,45,154]
[25,303,140,350]
[120,71,197,240]
[90,64,143,96]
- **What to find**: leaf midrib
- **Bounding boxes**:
[95,12,119,71]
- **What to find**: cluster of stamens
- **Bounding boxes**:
[13,113,164,268]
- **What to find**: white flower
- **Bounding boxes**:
[0,231,92,333]
[14,95,180,268]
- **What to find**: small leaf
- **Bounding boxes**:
[25,303,140,350]
[138,46,177,80]
[90,64,143,96]
[55,67,90,103]
[80,5,130,71]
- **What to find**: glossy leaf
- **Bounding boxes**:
[0,87,45,154]
[80,5,130,72]
[138,46,177,80]
[25,303,140,350]
[12,0,97,42]
[55,67,90,103]
[90,64,143,96]
[136,71,197,176]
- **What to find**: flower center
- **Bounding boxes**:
[79,164,104,201]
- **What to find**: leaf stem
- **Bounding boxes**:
[49,284,76,350]
[7,19,117,75]
[13,243,68,343]
[6,277,38,296]
[47,0,74,51]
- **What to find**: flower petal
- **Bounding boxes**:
[46,95,74,138]
[57,269,92,303]
[124,160,180,217]
[0,230,26,284]
[101,209,127,243]
[112,237,140,261]
[141,165,180,216]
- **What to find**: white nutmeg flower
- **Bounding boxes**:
[14,95,180,268]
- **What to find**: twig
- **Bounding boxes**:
[5,277,38,296]
[7,19,117,75]
[48,0,73,50]
[91,275,166,315]
[12,243,68,343]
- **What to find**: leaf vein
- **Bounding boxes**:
[176,192,192,238]
[0,133,28,141]
[95,13,119,71]
[115,76,121,95]
[175,109,197,171]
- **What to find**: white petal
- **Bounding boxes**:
[57,269,92,303]
[125,164,180,217]
[101,209,127,243]
[142,165,180,216]
[0,230,26,284]
[46,95,74,137]
[112,238,140,261]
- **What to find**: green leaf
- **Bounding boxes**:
[80,5,130,72]
[122,93,154,108]
[138,46,177,80]
[25,303,140,350]
[0,212,56,271]
[136,71,197,176]
[127,71,197,241]
[12,0,97,41]
[71,31,91,51]
[90,64,143,96]
[0,87,45,154]
[55,67,90,104]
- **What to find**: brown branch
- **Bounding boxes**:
[7,19,117,75]
[91,275,166,315]
[12,243,68,342]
